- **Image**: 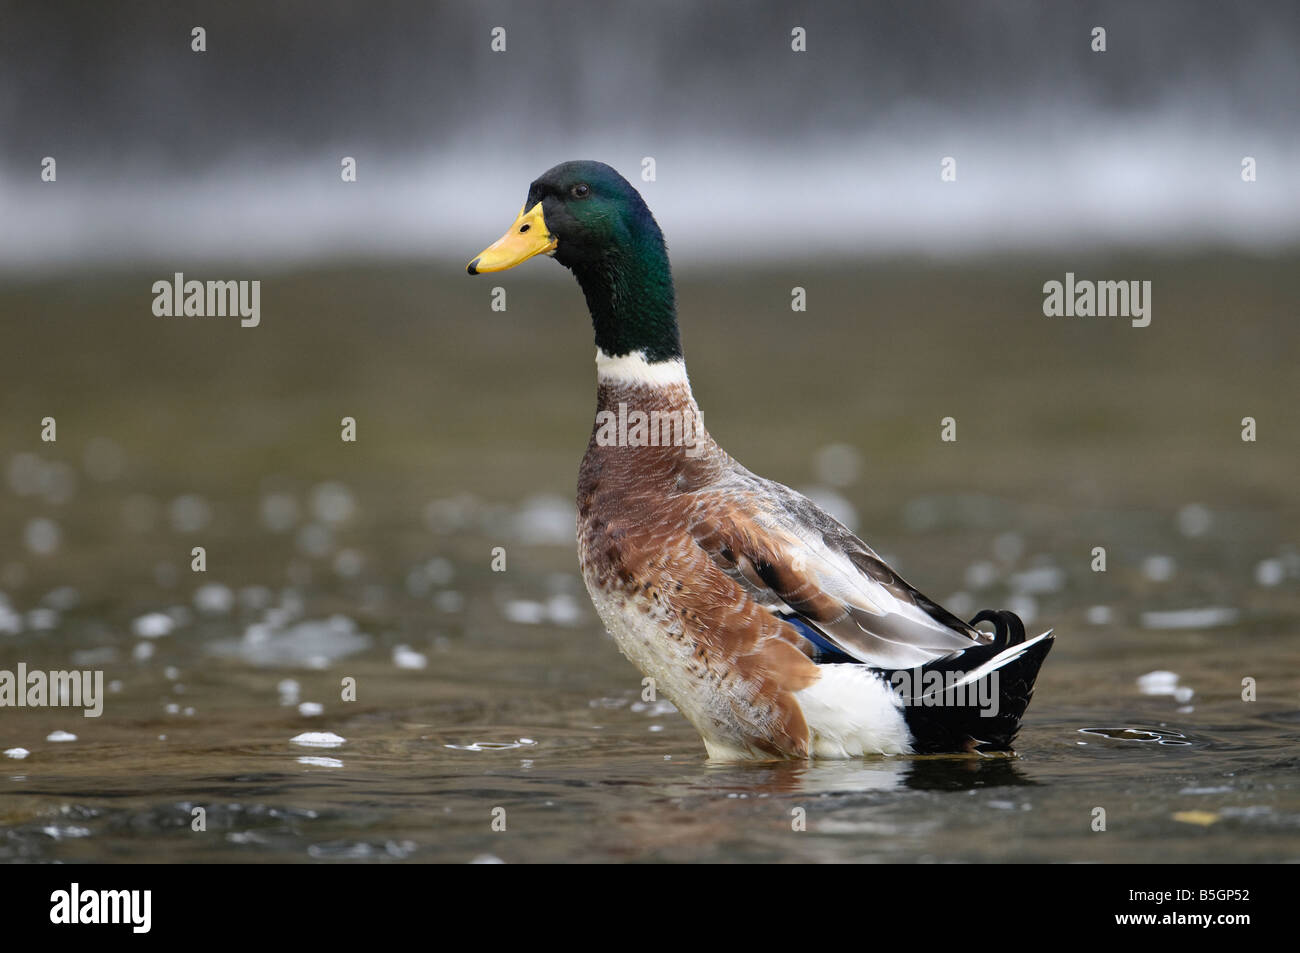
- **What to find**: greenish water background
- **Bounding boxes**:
[1,255,1297,862]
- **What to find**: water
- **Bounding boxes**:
[2,259,1298,862]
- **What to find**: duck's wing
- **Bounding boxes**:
[687,477,988,670]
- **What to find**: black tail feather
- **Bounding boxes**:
[892,610,1053,754]
[970,608,1026,648]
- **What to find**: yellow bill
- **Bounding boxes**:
[466,202,557,274]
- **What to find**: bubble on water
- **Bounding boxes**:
[993,532,1024,563]
[546,593,583,626]
[434,590,464,613]
[630,699,678,716]
[213,615,370,668]
[46,730,77,742]
[122,494,160,533]
[800,487,858,533]
[169,494,212,533]
[5,747,30,759]
[296,523,333,558]
[72,647,117,666]
[1009,564,1064,594]
[944,591,974,618]
[8,453,44,495]
[239,585,273,610]
[41,586,80,611]
[964,561,998,590]
[26,608,58,631]
[164,666,181,681]
[277,678,301,705]
[1176,503,1212,537]
[133,641,156,661]
[164,703,180,714]
[1254,558,1284,587]
[812,443,862,488]
[1141,607,1238,630]
[311,482,356,524]
[0,602,20,635]
[333,549,363,578]
[469,854,506,864]
[504,600,546,625]
[406,560,453,597]
[298,702,324,717]
[1137,670,1179,693]
[426,558,455,586]
[291,731,345,748]
[393,645,427,670]
[298,756,343,768]
[1085,605,1112,625]
[445,739,537,752]
[1079,726,1191,745]
[132,612,175,638]
[1005,594,1037,625]
[282,588,306,615]
[83,437,125,481]
[24,518,61,555]
[259,492,299,532]
[1136,671,1194,702]
[1142,555,1176,582]
[424,493,481,534]
[194,583,234,614]
[38,461,77,504]
[513,494,576,545]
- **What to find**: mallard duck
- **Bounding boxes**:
[468,160,1053,761]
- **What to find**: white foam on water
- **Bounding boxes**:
[291,731,345,748]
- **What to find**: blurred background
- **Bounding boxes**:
[0,1,1297,863]
[3,0,1299,268]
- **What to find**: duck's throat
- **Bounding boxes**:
[592,349,710,466]
[571,247,682,363]
[595,348,693,396]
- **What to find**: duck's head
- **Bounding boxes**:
[467,160,681,362]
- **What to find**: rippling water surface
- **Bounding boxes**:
[2,261,1297,862]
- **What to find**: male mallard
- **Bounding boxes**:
[468,160,1053,761]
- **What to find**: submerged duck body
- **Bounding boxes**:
[469,160,1053,761]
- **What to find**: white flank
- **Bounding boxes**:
[596,349,691,389]
[795,665,913,757]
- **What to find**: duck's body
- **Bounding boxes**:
[470,160,1053,761]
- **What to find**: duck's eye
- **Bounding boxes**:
[571,183,591,199]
